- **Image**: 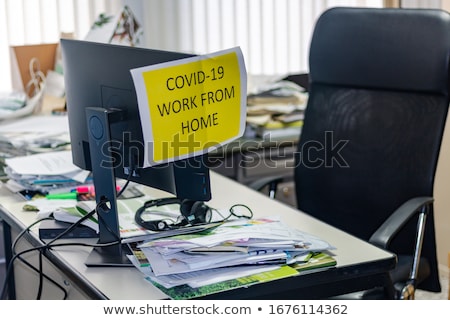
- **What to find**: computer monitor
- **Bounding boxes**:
[60,39,212,266]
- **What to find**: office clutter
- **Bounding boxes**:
[0,91,30,120]
[5,41,67,121]
[246,75,308,138]
[3,5,142,121]
[84,5,143,46]
[3,150,90,199]
[28,194,169,241]
[0,114,72,180]
[128,217,336,299]
[0,114,77,196]
[1,56,46,120]
[150,252,336,299]
[10,43,58,93]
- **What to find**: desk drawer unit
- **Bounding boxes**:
[209,141,297,207]
[238,145,296,180]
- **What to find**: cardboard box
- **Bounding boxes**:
[10,43,58,93]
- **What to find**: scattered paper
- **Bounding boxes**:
[5,150,86,177]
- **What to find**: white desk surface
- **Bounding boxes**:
[0,172,395,299]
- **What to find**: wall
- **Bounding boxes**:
[434,113,450,271]
[443,0,450,11]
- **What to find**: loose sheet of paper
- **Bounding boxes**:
[5,150,88,180]
[0,115,70,148]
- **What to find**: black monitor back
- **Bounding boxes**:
[61,39,211,201]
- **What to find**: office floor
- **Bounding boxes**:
[415,268,449,300]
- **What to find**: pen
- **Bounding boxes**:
[33,179,75,185]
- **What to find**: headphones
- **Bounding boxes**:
[134,197,212,231]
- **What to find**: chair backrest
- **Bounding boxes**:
[295,7,450,292]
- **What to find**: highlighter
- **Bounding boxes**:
[46,192,78,200]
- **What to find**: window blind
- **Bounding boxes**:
[142,0,383,76]
[0,0,384,91]
[0,0,122,91]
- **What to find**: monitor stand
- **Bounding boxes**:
[84,106,133,267]
[85,246,132,267]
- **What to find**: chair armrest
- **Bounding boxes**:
[370,196,434,299]
[247,175,285,199]
[369,196,433,249]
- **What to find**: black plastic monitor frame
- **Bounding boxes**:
[61,39,212,266]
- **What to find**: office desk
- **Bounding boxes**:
[0,172,396,299]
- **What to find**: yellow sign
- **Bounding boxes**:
[131,47,247,167]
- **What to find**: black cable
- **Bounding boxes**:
[3,176,249,299]
[20,206,98,298]
[1,217,52,300]
[116,176,131,199]
[3,216,69,299]
[33,199,117,299]
[212,203,254,223]
[2,198,117,300]
[36,249,44,299]
[92,172,132,240]
[1,178,135,300]
[1,234,121,300]
[94,201,122,243]
[14,253,68,299]
[115,167,133,199]
[228,204,254,219]
[45,206,98,246]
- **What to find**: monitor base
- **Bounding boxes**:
[85,245,133,267]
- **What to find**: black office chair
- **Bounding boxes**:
[251,7,450,299]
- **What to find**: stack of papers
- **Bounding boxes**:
[128,217,336,297]
[4,150,90,197]
[245,79,308,138]
[0,114,71,179]
[0,115,70,151]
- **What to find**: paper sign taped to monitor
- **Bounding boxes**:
[131,47,247,167]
